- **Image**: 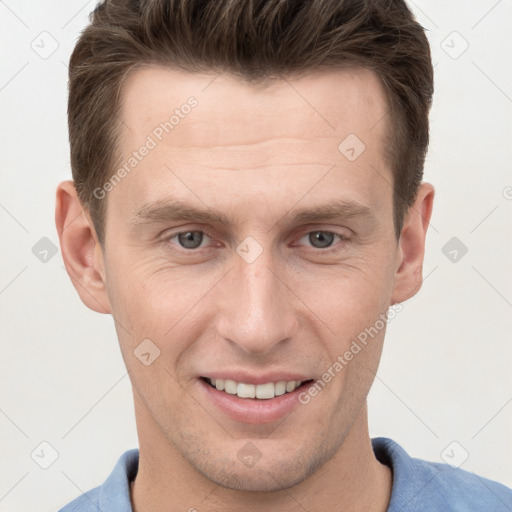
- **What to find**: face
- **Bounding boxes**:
[86,67,414,491]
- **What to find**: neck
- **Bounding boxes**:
[130,402,392,512]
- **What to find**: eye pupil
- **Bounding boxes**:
[310,231,335,248]
[178,231,203,249]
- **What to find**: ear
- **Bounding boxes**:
[391,182,435,305]
[55,180,112,314]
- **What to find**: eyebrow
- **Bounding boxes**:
[130,196,375,228]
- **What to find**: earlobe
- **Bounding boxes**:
[55,180,112,314]
[390,182,435,305]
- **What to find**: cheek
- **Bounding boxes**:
[299,260,395,393]
[105,259,218,361]
[303,259,393,334]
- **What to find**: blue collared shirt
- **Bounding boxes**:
[59,437,512,511]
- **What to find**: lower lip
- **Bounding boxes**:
[198,379,309,424]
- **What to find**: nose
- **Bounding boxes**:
[215,243,299,355]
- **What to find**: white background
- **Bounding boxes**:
[1,1,511,511]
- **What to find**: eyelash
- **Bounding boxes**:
[162,228,349,255]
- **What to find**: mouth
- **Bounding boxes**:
[198,376,314,424]
[201,377,312,400]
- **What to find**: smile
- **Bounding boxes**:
[199,374,314,423]
[206,377,305,399]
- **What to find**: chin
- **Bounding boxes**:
[202,464,310,492]
[191,444,331,493]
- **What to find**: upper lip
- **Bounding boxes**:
[201,372,312,385]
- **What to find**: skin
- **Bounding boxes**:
[56,66,434,512]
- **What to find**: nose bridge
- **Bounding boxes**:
[216,242,297,354]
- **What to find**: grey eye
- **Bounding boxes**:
[308,231,335,249]
[177,231,204,249]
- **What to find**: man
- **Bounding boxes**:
[55,0,512,511]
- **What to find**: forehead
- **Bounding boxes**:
[119,65,388,147]
[110,65,391,222]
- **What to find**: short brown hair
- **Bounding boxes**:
[68,0,433,244]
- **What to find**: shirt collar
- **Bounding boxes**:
[99,448,139,511]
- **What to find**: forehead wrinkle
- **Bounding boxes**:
[166,134,335,151]
[143,139,341,172]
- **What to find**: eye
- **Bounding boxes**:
[296,230,347,252]
[168,230,211,250]
[162,229,348,254]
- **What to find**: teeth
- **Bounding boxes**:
[224,380,237,394]
[285,381,296,392]
[208,378,303,399]
[275,381,286,396]
[237,382,256,398]
[256,382,275,399]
